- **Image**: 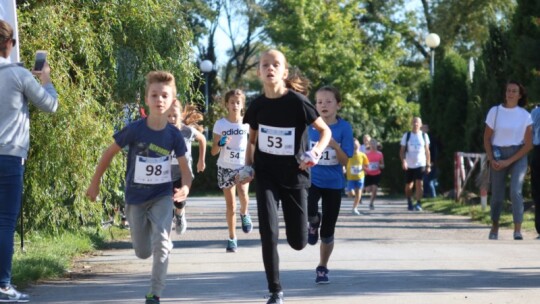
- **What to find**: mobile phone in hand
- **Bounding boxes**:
[33,50,47,71]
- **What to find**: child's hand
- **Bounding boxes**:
[218,136,229,147]
[86,184,100,202]
[197,161,206,172]
[298,150,321,170]
[173,185,190,202]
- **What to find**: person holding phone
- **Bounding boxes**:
[0,19,58,303]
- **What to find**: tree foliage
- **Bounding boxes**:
[16,0,196,233]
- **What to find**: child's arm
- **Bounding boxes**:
[193,129,207,172]
[380,153,385,169]
[299,117,331,170]
[362,154,369,171]
[328,138,349,166]
[86,143,122,202]
[245,128,257,166]
[174,155,193,202]
[210,133,222,156]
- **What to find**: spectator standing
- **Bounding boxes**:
[0,19,58,303]
[484,81,532,240]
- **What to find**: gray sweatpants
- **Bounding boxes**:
[490,145,527,224]
[126,195,173,297]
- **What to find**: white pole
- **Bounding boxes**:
[0,0,20,63]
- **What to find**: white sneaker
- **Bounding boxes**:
[352,208,360,215]
[174,211,187,235]
[0,285,30,303]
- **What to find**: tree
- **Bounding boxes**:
[17,0,197,232]
[510,0,540,102]
[263,0,420,141]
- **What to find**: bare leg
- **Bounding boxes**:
[223,186,237,240]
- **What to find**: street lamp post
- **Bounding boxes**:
[425,33,440,78]
[199,59,213,114]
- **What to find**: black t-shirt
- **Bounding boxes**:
[243,90,319,188]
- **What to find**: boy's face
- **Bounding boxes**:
[145,83,175,116]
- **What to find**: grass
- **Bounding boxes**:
[11,226,130,288]
[421,197,536,231]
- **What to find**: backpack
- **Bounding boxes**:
[404,131,427,155]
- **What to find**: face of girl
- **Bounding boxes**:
[226,95,244,114]
[258,51,288,87]
[316,90,340,120]
[505,83,521,105]
[167,106,182,126]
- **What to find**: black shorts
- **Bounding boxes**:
[364,174,381,187]
[405,167,425,183]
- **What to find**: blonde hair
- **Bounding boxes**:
[145,71,177,98]
[259,49,311,96]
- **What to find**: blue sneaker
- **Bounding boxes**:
[266,291,283,304]
[414,203,423,211]
[308,213,321,245]
[315,266,330,284]
[407,198,413,211]
[145,293,160,304]
[226,239,237,252]
[240,214,253,233]
[0,285,29,303]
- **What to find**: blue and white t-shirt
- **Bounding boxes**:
[309,118,354,189]
[114,119,187,205]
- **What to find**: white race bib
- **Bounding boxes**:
[258,124,295,155]
[351,165,363,175]
[368,162,379,171]
[223,147,246,165]
[134,155,172,184]
[310,140,338,165]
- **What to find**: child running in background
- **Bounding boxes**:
[242,49,331,304]
[347,138,369,215]
[211,89,253,252]
[364,138,384,210]
[86,71,192,304]
[168,100,206,235]
[307,86,354,284]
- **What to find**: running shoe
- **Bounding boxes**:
[369,203,375,210]
[414,203,423,211]
[352,208,360,215]
[174,210,187,235]
[145,293,160,304]
[514,232,523,240]
[315,266,330,284]
[226,239,237,253]
[308,213,321,245]
[488,232,498,240]
[240,214,253,233]
[407,198,413,211]
[0,285,29,303]
[266,291,283,304]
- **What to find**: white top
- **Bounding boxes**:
[213,118,249,169]
[485,105,532,146]
[400,131,430,169]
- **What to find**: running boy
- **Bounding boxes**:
[307,86,354,284]
[86,71,192,304]
[211,89,253,252]
[242,49,331,304]
[364,138,384,210]
[347,138,369,215]
[168,100,206,235]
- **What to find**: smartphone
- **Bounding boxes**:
[33,50,47,71]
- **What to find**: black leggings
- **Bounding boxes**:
[307,185,342,240]
[531,146,540,234]
[256,177,308,293]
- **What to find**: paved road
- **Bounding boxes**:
[28,197,540,303]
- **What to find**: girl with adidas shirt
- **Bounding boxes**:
[242,49,331,304]
[306,86,354,285]
[211,89,253,253]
